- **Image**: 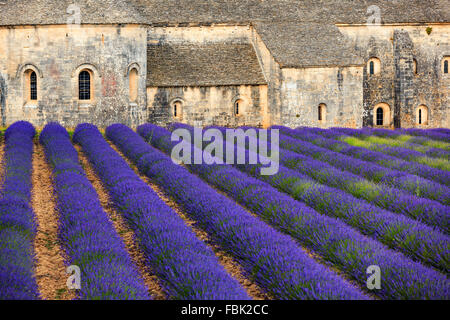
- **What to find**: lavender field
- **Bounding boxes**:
[0,121,448,300]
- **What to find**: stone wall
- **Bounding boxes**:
[0,24,148,128]
[338,24,450,128]
[146,25,269,128]
[0,22,447,129]
[250,26,282,128]
[147,85,267,127]
[280,66,364,128]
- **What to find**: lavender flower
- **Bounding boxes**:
[0,121,39,300]
[40,123,150,300]
[273,126,450,205]
[73,124,249,300]
[109,124,368,300]
[138,123,449,300]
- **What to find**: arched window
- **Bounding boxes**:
[367,57,381,76]
[373,103,390,127]
[30,71,37,101]
[234,99,242,116]
[376,107,384,126]
[413,59,418,75]
[129,68,138,102]
[79,70,91,100]
[442,57,450,74]
[416,105,429,125]
[171,100,183,119]
[24,69,39,103]
[318,103,326,123]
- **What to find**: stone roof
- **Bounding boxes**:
[253,22,364,68]
[132,0,449,25]
[0,1,447,26]
[0,0,146,26]
[147,42,267,87]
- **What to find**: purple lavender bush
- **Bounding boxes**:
[73,123,249,300]
[0,121,39,299]
[401,128,450,143]
[40,123,150,300]
[138,123,449,300]
[273,126,450,205]
[271,130,450,233]
[332,127,450,159]
[319,127,450,170]
[108,123,368,300]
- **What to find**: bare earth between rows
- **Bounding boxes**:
[107,141,269,300]
[3,136,375,300]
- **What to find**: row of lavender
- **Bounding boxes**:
[137,123,448,299]
[108,124,368,300]
[73,124,249,299]
[269,129,449,234]
[394,128,450,144]
[342,129,448,174]
[273,126,450,205]
[1,121,447,300]
[367,127,450,145]
[0,122,39,299]
[168,123,449,262]
[303,127,450,172]
[333,127,450,158]
[40,124,150,299]
[334,129,450,162]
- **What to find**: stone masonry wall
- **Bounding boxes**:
[249,26,282,128]
[0,22,447,129]
[0,24,148,128]
[338,24,449,128]
[280,66,364,128]
[147,85,267,127]
[147,25,269,128]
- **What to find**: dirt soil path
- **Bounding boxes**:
[75,145,166,300]
[109,142,269,300]
[32,142,76,300]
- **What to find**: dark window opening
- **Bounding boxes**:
[235,101,240,115]
[419,109,422,124]
[370,61,375,75]
[30,71,37,101]
[318,105,322,121]
[445,60,449,74]
[376,107,384,126]
[79,71,91,100]
[174,104,177,117]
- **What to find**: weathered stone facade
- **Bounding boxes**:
[280,67,364,128]
[339,24,450,129]
[147,85,268,127]
[0,24,147,127]
[0,1,448,129]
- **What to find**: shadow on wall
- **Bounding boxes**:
[0,74,6,127]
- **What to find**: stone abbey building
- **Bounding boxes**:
[0,0,448,129]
